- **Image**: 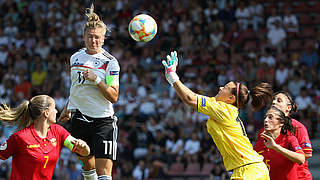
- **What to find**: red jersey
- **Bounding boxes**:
[254,131,304,180]
[0,124,70,180]
[291,119,313,180]
[256,119,313,179]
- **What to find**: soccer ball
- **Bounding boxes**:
[128,14,157,42]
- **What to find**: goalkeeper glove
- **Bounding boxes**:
[162,51,179,85]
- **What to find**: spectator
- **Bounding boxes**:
[67,160,82,180]
[300,42,319,68]
[165,130,184,165]
[267,20,286,53]
[248,0,264,32]
[295,88,313,111]
[259,48,276,67]
[4,20,18,38]
[235,1,250,30]
[0,45,8,66]
[183,131,201,157]
[34,40,51,60]
[31,61,47,94]
[275,62,289,89]
[288,72,306,98]
[283,8,299,36]
[132,160,149,180]
[266,8,282,30]
[218,3,235,29]
[53,90,67,112]
[54,159,70,180]
[132,123,154,160]
[0,28,9,46]
[14,69,31,100]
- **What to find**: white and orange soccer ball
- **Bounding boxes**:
[128,14,157,42]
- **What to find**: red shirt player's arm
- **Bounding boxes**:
[273,136,305,165]
[294,122,312,158]
[54,124,90,156]
[0,134,18,160]
[53,124,70,144]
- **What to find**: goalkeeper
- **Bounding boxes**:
[162,51,272,179]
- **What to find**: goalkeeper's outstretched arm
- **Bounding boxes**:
[162,51,197,109]
[172,80,197,109]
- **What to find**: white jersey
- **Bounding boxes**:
[67,48,120,118]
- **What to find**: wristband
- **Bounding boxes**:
[72,145,77,152]
[93,76,101,85]
[167,72,179,86]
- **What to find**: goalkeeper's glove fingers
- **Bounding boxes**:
[166,51,178,67]
[162,60,179,85]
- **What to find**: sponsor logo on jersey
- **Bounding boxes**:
[0,141,7,150]
[27,144,40,148]
[50,138,57,147]
[110,71,119,75]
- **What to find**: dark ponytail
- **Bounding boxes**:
[274,91,297,116]
[250,83,273,111]
[270,107,295,134]
[232,82,273,110]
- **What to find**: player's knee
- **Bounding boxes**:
[96,166,112,176]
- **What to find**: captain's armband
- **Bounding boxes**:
[64,135,76,152]
[106,71,119,86]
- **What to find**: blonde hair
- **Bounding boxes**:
[0,95,52,130]
[83,4,110,36]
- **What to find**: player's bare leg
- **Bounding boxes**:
[96,158,113,179]
[78,155,97,180]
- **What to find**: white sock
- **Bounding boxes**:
[82,169,98,180]
[98,175,112,180]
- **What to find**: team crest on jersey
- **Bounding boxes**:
[93,59,102,68]
[50,138,57,147]
[294,146,302,151]
[302,142,311,148]
[0,141,7,150]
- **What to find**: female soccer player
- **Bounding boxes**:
[58,4,120,180]
[254,107,305,179]
[162,51,272,179]
[0,95,90,180]
[271,91,312,179]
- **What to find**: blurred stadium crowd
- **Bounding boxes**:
[0,0,319,179]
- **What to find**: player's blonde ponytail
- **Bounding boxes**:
[0,95,52,130]
[83,4,110,36]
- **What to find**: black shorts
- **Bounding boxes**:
[71,109,118,160]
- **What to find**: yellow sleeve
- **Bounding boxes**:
[197,95,238,124]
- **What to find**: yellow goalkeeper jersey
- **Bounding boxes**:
[197,95,263,171]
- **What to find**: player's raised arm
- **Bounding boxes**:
[162,51,197,109]
[58,102,71,122]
